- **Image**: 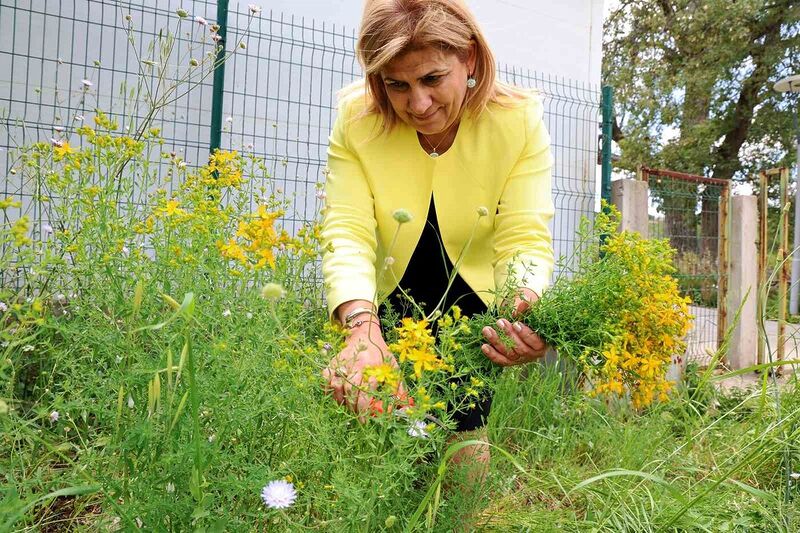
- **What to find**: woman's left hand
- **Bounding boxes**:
[481,288,547,366]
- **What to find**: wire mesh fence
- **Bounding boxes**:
[1,0,601,289]
[642,167,730,366]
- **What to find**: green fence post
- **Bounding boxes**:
[601,85,614,208]
[209,0,229,154]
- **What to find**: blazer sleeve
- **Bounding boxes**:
[321,97,379,319]
[492,95,555,298]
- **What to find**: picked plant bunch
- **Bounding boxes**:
[450,203,692,409]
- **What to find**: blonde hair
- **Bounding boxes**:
[345,0,529,131]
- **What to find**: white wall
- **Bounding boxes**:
[259,0,605,86]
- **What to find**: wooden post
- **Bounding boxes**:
[716,183,729,358]
[758,171,768,366]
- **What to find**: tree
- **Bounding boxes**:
[605,0,800,180]
[604,0,800,254]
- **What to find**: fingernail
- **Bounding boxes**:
[481,344,489,354]
[496,319,506,329]
[482,326,492,338]
[513,322,523,332]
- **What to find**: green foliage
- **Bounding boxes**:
[604,0,800,181]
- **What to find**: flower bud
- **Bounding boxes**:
[260,283,286,301]
[392,208,412,224]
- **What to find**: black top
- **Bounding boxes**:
[385,196,487,326]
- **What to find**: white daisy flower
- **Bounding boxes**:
[0,302,7,313]
[49,410,59,422]
[50,138,63,147]
[22,345,35,353]
[43,224,54,234]
[407,420,430,439]
[53,126,65,133]
[248,4,262,16]
[261,479,296,509]
[81,79,93,88]
[195,15,208,26]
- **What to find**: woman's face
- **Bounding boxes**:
[380,45,476,135]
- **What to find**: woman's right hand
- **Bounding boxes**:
[322,320,406,417]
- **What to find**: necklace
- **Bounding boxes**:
[419,123,455,158]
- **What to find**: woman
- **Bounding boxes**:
[321,0,554,462]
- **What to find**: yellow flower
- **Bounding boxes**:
[11,216,31,246]
[156,199,186,218]
[364,363,401,389]
[0,197,22,210]
[406,348,447,379]
[218,238,247,264]
[639,357,662,379]
[53,141,74,161]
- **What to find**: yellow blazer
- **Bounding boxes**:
[321,91,554,319]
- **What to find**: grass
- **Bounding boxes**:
[4,294,800,531]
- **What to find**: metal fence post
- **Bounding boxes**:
[601,85,614,207]
[209,0,229,154]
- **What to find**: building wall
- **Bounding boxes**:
[261,0,605,86]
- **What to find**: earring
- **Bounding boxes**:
[466,76,477,89]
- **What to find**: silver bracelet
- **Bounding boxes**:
[343,306,380,328]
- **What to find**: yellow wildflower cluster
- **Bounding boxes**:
[217,205,292,270]
[11,216,31,247]
[589,232,692,408]
[389,318,452,379]
[202,150,243,188]
[435,305,471,357]
[364,363,402,390]
[0,197,22,210]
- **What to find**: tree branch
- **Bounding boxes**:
[711,26,784,180]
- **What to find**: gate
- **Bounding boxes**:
[640,167,730,366]
[757,167,791,370]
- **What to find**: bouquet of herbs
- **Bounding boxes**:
[453,203,692,409]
